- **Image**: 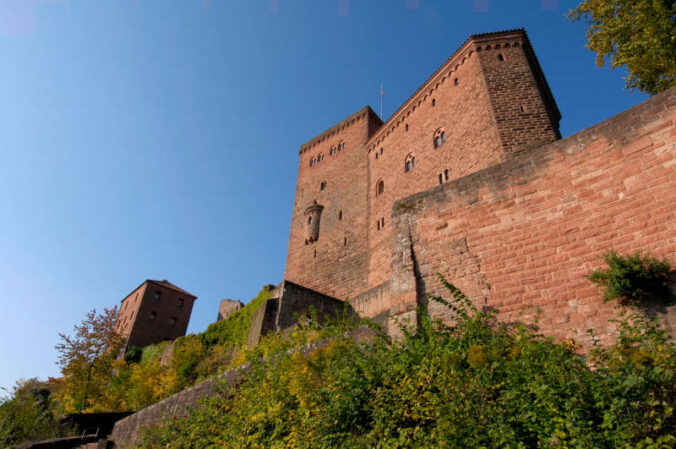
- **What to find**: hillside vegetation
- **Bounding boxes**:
[139,276,676,449]
[52,286,273,416]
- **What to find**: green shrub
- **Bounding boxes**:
[0,379,69,448]
[139,274,676,448]
[588,250,673,304]
[123,346,142,364]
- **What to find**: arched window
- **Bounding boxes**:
[376,179,384,196]
[405,154,415,172]
[434,128,446,148]
[320,181,327,191]
[310,157,316,167]
[497,53,504,62]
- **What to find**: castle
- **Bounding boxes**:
[114,28,675,356]
[103,29,676,447]
[283,29,676,345]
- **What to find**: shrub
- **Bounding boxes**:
[139,274,676,448]
[588,250,673,304]
[123,346,142,364]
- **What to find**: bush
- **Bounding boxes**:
[123,346,142,364]
[0,379,69,448]
[139,274,676,448]
[588,251,673,304]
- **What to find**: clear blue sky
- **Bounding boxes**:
[0,0,648,391]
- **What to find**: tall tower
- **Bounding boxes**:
[284,107,383,300]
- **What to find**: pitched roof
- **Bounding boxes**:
[148,279,197,298]
[120,279,197,303]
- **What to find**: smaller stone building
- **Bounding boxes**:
[217,298,244,321]
[114,279,197,354]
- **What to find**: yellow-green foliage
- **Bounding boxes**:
[140,276,676,449]
[52,286,273,414]
[201,286,271,348]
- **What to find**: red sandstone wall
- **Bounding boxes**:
[284,108,382,299]
[115,283,147,340]
[389,88,676,347]
[116,281,196,349]
[475,32,561,150]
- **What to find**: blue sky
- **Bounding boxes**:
[0,0,648,391]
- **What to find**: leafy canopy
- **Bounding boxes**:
[54,306,123,412]
[567,0,676,94]
[0,379,67,448]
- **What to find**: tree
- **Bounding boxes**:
[54,307,122,412]
[0,379,64,447]
[567,0,676,94]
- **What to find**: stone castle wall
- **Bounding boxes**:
[387,87,676,346]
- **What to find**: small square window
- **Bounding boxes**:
[177,298,184,308]
[150,311,157,321]
[154,291,161,300]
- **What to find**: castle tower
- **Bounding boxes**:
[284,107,383,300]
[114,279,197,353]
[285,29,560,311]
